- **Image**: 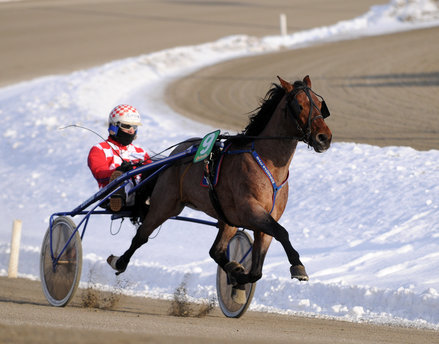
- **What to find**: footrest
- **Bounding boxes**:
[110,209,135,220]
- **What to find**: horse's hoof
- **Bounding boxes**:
[231,286,246,305]
[290,265,309,281]
[107,255,126,275]
[224,261,245,285]
[224,261,245,274]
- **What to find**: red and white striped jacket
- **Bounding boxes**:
[88,137,152,188]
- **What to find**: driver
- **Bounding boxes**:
[88,104,152,214]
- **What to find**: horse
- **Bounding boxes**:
[107,75,332,302]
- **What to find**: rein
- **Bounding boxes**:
[218,133,304,142]
[207,85,330,219]
[217,85,330,144]
[170,82,330,225]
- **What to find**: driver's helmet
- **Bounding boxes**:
[108,104,142,134]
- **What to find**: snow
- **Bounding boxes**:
[1,0,439,329]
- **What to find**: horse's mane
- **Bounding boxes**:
[242,80,305,136]
[243,84,285,136]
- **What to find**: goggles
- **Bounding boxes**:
[118,122,138,131]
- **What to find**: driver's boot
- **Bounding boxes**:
[109,170,125,212]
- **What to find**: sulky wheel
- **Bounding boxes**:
[216,230,256,318]
[40,216,82,307]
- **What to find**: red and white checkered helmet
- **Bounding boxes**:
[108,104,142,127]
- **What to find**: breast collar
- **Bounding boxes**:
[226,142,288,215]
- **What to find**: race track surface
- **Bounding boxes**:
[2,277,438,344]
[1,0,438,342]
[167,27,439,151]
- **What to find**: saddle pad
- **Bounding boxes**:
[200,143,230,187]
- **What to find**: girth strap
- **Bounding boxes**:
[203,156,235,227]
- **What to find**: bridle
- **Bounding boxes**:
[149,85,332,159]
[285,85,330,144]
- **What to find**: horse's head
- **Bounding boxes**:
[278,76,332,153]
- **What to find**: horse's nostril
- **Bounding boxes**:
[317,133,328,144]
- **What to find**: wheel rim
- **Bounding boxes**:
[40,216,82,307]
[216,230,256,318]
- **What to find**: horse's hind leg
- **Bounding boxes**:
[108,191,184,274]
[107,220,155,274]
[208,223,247,284]
[209,224,249,303]
[209,222,237,268]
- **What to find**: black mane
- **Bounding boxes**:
[243,84,285,136]
[243,80,306,136]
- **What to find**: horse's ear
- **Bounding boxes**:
[303,75,312,88]
[277,76,293,93]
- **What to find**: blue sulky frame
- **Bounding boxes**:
[47,144,221,270]
[43,140,255,318]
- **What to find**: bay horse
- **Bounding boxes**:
[108,75,332,301]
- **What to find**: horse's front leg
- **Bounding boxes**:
[247,231,272,283]
[226,231,272,284]
[245,207,309,281]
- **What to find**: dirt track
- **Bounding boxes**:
[0,0,380,87]
[2,277,438,344]
[167,27,439,151]
[1,0,439,343]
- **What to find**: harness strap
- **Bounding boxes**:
[285,86,326,145]
[227,142,288,214]
[203,159,235,227]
